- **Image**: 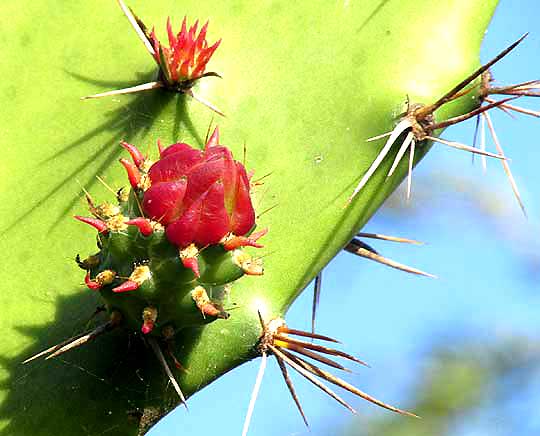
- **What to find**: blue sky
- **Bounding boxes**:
[151,1,540,435]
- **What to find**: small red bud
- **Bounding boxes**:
[191,286,228,319]
[222,228,268,251]
[113,266,151,292]
[181,257,200,278]
[125,218,153,236]
[141,306,158,335]
[74,215,108,233]
[141,321,154,334]
[120,141,145,168]
[179,244,200,277]
[119,158,142,189]
[84,271,102,290]
[200,303,229,319]
[112,280,139,293]
[84,270,116,290]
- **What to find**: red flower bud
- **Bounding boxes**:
[150,17,221,85]
[141,129,258,249]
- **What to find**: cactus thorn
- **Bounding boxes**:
[277,327,340,344]
[317,231,428,316]
[352,35,530,202]
[345,239,436,278]
[184,88,225,117]
[270,344,357,415]
[205,126,220,149]
[311,272,322,335]
[241,350,267,436]
[162,325,188,372]
[252,315,415,428]
[273,334,369,367]
[357,232,423,245]
[386,131,415,179]
[204,118,216,145]
[348,119,412,204]
[24,311,122,363]
[95,175,118,197]
[116,0,156,56]
[467,68,537,215]
[429,96,518,131]
[274,355,309,428]
[275,346,418,418]
[483,111,527,217]
[407,139,415,201]
[82,81,164,100]
[255,203,278,220]
[147,337,188,408]
[415,33,528,119]
[424,135,507,160]
[23,331,88,364]
[485,97,540,117]
[251,171,274,186]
